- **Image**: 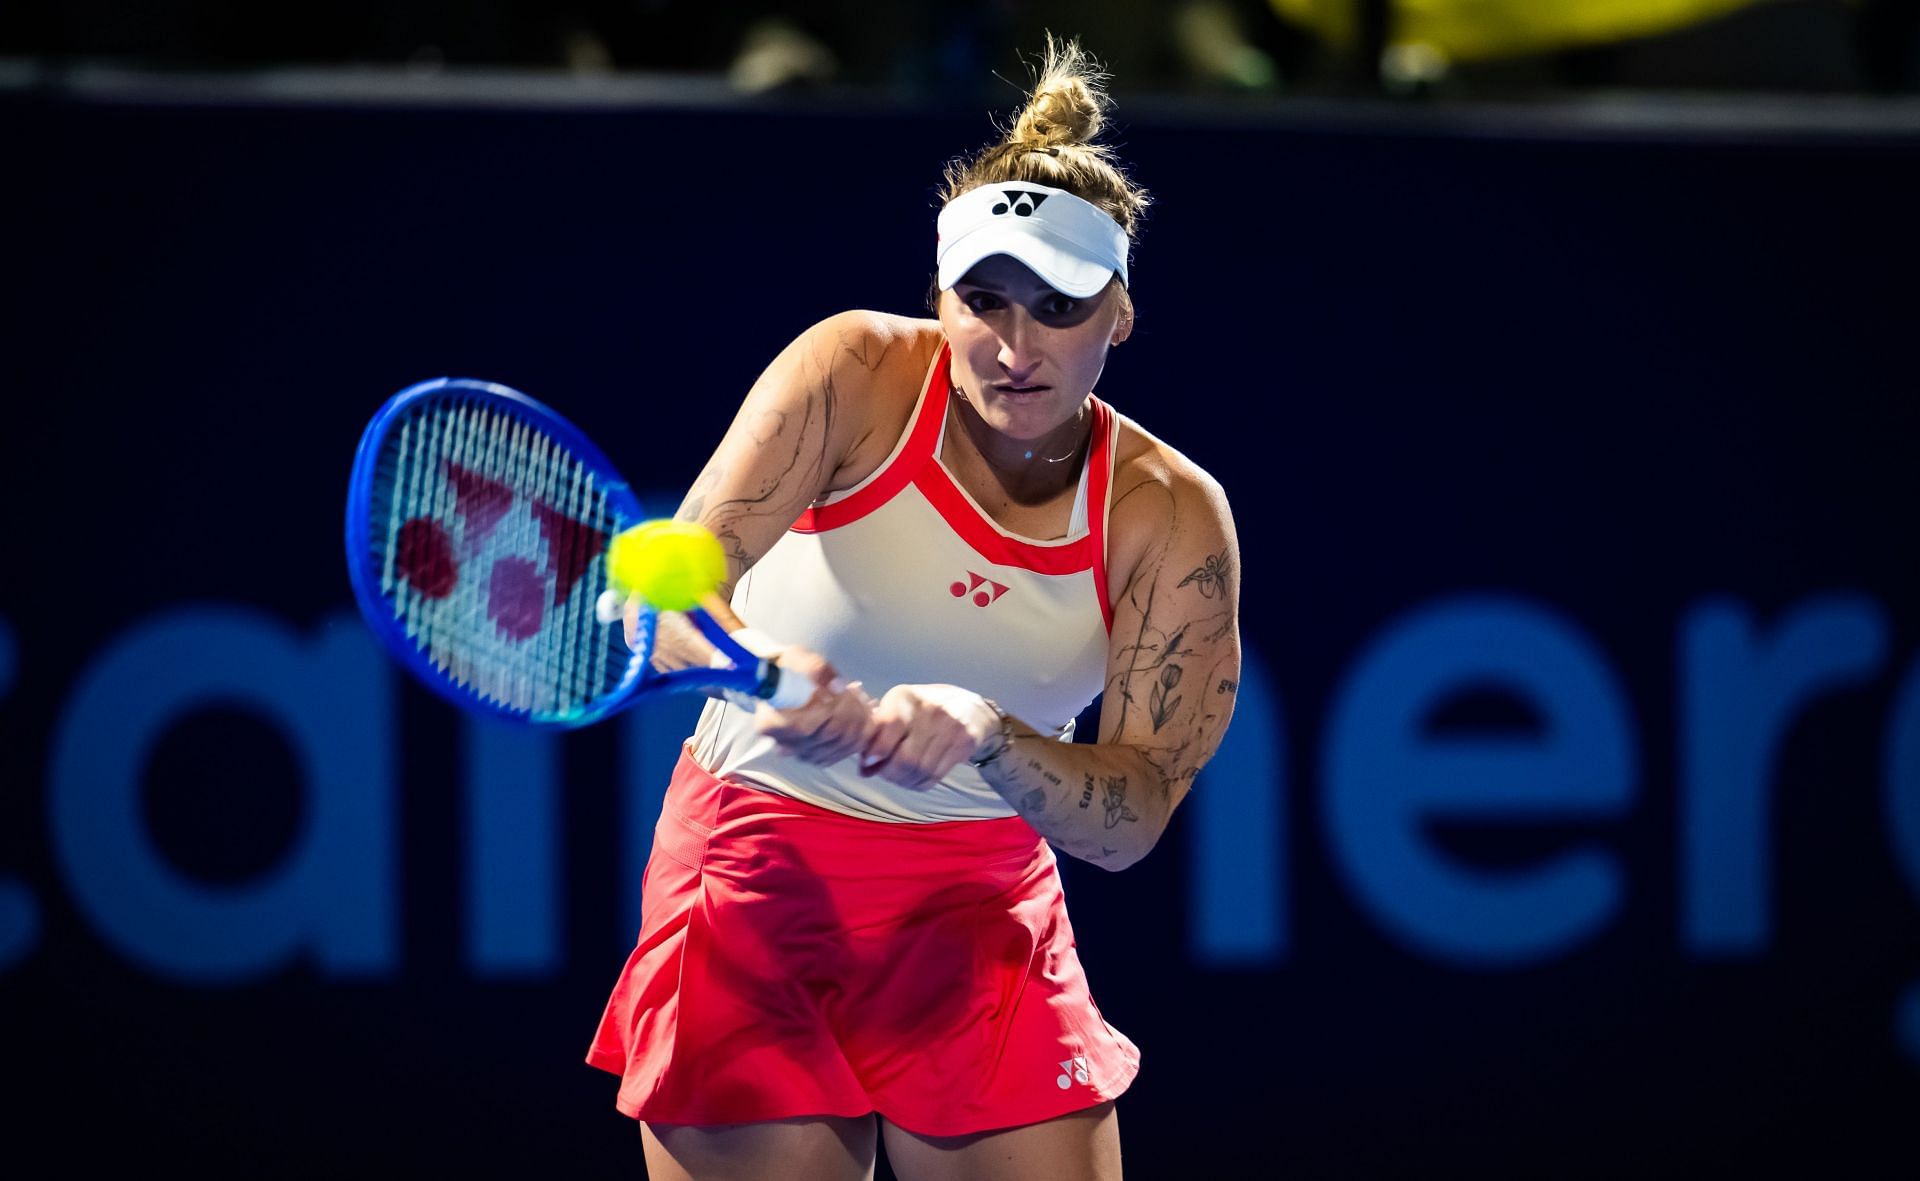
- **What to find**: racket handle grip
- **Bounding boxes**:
[675,614,820,712]
[724,625,813,710]
[755,660,815,710]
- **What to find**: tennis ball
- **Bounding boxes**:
[607,519,726,612]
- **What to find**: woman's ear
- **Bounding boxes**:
[1110,282,1134,345]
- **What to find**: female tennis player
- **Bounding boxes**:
[588,37,1241,1181]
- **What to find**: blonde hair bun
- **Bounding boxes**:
[1009,37,1109,149]
[939,34,1150,239]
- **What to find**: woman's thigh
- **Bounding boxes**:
[642,1116,878,1181]
[881,1102,1121,1181]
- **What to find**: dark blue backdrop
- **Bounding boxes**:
[4,82,1918,1176]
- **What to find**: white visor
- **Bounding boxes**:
[936,181,1128,299]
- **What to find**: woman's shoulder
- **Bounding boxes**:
[795,310,944,392]
[798,311,946,492]
[1106,408,1232,527]
[1103,408,1237,591]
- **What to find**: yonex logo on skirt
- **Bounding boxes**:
[1056,1056,1091,1089]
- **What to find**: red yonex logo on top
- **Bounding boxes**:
[950,572,1009,607]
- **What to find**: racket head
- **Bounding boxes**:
[345,377,650,726]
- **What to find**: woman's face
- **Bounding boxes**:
[937,254,1131,442]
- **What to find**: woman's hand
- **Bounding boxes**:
[623,598,711,671]
[750,645,877,766]
[856,684,1002,788]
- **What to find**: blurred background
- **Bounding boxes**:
[4,2,1918,1177]
[4,0,1920,95]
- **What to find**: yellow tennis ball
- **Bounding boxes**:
[607,519,726,612]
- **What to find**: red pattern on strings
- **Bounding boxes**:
[532,499,609,607]
[488,556,546,641]
[395,518,456,598]
[446,460,514,547]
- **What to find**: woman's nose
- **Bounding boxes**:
[997,316,1041,381]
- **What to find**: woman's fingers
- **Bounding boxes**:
[803,682,875,763]
[863,685,983,787]
[858,712,909,776]
[754,676,995,781]
[756,676,874,765]
[877,728,974,789]
[775,646,849,698]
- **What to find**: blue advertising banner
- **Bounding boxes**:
[4,84,1917,1175]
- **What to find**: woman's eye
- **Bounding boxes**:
[964,292,1002,312]
[1040,297,1079,317]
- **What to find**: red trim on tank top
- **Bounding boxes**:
[790,343,951,534]
[911,465,1094,575]
[1087,399,1115,633]
[912,395,1115,590]
[789,341,1117,629]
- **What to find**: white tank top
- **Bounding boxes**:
[689,341,1117,822]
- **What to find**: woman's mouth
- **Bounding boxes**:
[993,383,1051,396]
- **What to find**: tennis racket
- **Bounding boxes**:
[344,376,810,726]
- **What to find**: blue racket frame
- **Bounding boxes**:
[345,376,785,727]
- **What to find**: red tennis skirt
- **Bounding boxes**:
[586,749,1139,1136]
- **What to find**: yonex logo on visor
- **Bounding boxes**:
[992,191,1051,217]
[936,181,1129,299]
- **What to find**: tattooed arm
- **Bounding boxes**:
[987,445,1240,869]
[672,311,926,613]
[639,311,935,759]
[637,311,923,654]
[859,437,1242,871]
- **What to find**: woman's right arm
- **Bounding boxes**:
[672,309,915,609]
[641,310,926,760]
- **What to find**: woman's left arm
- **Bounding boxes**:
[860,453,1240,870]
[978,458,1240,870]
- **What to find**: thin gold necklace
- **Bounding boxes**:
[1023,438,1081,463]
[954,384,1085,465]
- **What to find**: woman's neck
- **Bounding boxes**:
[947,390,1092,505]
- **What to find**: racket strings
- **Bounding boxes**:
[368,397,625,719]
